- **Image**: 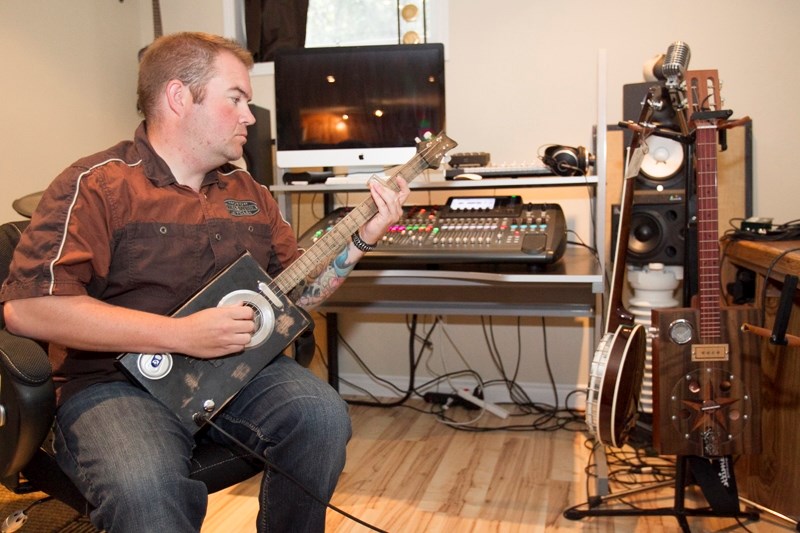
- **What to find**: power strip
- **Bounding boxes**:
[456,389,509,419]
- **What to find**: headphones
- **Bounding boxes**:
[541,145,595,176]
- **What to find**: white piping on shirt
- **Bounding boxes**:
[48,158,143,295]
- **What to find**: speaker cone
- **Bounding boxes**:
[628,205,684,265]
[640,136,684,189]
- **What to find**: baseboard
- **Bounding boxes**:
[337,373,587,410]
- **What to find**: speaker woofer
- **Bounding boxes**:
[612,191,687,267]
[628,202,685,265]
[640,136,684,186]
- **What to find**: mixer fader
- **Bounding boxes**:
[297,196,568,266]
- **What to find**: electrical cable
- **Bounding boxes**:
[336,331,408,395]
[758,246,800,327]
[195,413,388,533]
[336,312,586,433]
[347,314,438,408]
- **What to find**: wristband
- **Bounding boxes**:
[351,231,377,252]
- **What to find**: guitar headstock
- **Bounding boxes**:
[416,132,458,169]
[686,70,723,126]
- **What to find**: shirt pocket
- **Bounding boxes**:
[122,222,211,310]
[230,221,274,271]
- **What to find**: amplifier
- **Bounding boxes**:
[298,196,568,266]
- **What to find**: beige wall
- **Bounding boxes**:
[2,0,798,402]
[0,0,225,223]
[3,1,798,222]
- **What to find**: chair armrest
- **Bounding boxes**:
[0,328,56,486]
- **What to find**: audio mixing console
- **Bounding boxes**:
[297,196,568,267]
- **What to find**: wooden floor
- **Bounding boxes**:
[201,400,795,532]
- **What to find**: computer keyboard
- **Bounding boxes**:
[325,173,388,185]
[444,162,554,179]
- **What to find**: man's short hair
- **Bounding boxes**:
[137,32,254,120]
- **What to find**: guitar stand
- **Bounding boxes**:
[564,454,762,532]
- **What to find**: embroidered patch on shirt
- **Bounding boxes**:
[224,199,260,217]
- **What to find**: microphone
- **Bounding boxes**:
[662,41,691,85]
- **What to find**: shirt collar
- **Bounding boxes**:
[134,122,222,189]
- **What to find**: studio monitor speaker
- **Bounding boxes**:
[612,190,687,267]
[243,104,275,187]
[623,82,690,191]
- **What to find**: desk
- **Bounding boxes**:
[318,246,602,390]
[272,176,606,391]
[724,239,800,517]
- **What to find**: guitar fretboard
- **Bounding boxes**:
[695,123,722,342]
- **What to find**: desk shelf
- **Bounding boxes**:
[271,174,598,195]
[322,246,603,317]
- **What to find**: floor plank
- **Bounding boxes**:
[203,400,795,532]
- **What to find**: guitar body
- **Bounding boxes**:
[118,252,310,434]
[587,324,647,448]
[652,305,761,456]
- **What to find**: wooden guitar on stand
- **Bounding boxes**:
[567,66,764,532]
[652,71,761,457]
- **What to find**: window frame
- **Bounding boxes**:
[222,0,449,77]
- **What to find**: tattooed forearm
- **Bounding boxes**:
[295,246,356,309]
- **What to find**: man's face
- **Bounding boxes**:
[186,52,255,168]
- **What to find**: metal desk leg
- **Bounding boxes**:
[326,312,339,391]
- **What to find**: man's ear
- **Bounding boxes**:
[164,79,190,117]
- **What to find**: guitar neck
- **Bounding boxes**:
[695,123,722,342]
[605,88,663,332]
[273,134,456,294]
[152,0,162,38]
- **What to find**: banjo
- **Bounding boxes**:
[585,87,669,448]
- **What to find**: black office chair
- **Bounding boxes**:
[0,219,315,523]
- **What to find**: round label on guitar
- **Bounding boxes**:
[218,289,275,348]
[137,353,173,380]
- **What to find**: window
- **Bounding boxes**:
[223,0,449,75]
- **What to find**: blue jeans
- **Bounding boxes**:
[54,355,351,533]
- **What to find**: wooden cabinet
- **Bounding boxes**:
[724,239,800,517]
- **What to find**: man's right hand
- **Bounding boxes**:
[175,303,256,358]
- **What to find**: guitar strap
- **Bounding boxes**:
[686,455,740,514]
